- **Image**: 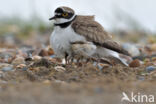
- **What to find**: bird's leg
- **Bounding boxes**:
[86,58,90,63]
[71,56,74,63]
[65,52,69,65]
[68,55,75,65]
[74,55,83,66]
[86,56,93,63]
[77,56,81,63]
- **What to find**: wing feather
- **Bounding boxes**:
[72,17,131,56]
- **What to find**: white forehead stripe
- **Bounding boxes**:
[55,13,61,15]
[54,14,76,24]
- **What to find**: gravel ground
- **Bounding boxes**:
[0,34,156,104]
[0,60,156,104]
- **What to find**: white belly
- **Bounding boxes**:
[50,25,86,58]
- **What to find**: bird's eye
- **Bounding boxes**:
[62,13,68,17]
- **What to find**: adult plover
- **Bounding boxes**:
[49,6,132,65]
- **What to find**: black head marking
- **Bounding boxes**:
[54,7,74,19]
[52,7,76,28]
[55,8,64,13]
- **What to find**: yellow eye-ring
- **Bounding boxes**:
[62,13,68,17]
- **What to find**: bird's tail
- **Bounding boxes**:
[111,52,132,66]
[94,47,132,66]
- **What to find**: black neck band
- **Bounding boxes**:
[54,15,77,28]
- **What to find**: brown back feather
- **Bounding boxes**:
[72,16,131,56]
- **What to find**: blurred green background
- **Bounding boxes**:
[0,0,156,44]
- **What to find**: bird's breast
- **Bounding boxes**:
[50,25,86,57]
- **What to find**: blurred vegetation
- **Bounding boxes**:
[110,8,156,44]
[0,15,53,39]
[0,9,156,44]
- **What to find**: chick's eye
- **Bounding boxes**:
[62,13,68,17]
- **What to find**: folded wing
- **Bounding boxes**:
[72,17,131,56]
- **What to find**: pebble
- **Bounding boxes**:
[137,76,145,81]
[12,57,25,66]
[129,59,141,67]
[0,71,3,74]
[151,44,156,51]
[94,87,103,94]
[49,57,62,64]
[151,57,156,65]
[42,80,51,84]
[122,43,140,57]
[48,48,54,55]
[2,67,13,71]
[50,55,56,58]
[22,67,28,71]
[33,55,42,61]
[54,66,66,72]
[0,71,3,77]
[2,34,18,45]
[152,57,156,61]
[16,64,27,70]
[55,80,66,84]
[38,49,48,57]
[0,63,14,71]
[146,66,156,72]
[25,57,33,61]
[0,51,15,63]
[16,64,26,68]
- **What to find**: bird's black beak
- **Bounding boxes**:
[49,16,56,20]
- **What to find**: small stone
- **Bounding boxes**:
[48,48,54,55]
[0,59,5,63]
[39,49,48,57]
[152,57,156,62]
[146,66,156,72]
[94,87,103,94]
[8,56,16,63]
[0,63,12,68]
[50,55,56,58]
[0,63,13,71]
[0,80,7,84]
[137,76,145,81]
[25,57,33,61]
[16,64,26,69]
[55,80,66,84]
[152,57,156,65]
[0,71,3,77]
[33,56,42,61]
[12,57,25,66]
[129,59,141,67]
[150,71,156,76]
[0,51,16,63]
[54,66,66,72]
[144,58,150,63]
[22,67,28,71]
[43,80,51,84]
[32,58,52,68]
[49,57,62,64]
[2,67,13,71]
[151,44,156,51]
[0,71,3,74]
